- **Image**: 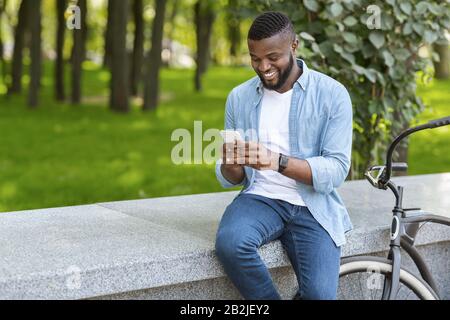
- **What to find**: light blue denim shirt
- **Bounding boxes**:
[215,59,353,247]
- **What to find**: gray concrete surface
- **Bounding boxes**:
[0,173,449,299]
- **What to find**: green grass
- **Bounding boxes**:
[0,63,448,212]
[408,78,450,175]
[0,63,254,212]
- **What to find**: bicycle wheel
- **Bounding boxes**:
[338,256,439,300]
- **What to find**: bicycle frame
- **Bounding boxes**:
[381,180,450,299]
[364,115,450,299]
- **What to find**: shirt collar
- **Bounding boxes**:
[256,58,310,95]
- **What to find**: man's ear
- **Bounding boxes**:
[291,36,299,53]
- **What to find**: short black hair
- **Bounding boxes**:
[248,11,295,41]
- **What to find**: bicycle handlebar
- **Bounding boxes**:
[365,115,450,189]
[428,115,450,128]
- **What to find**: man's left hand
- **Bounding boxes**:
[234,141,279,171]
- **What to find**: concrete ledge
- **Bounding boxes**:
[0,173,449,299]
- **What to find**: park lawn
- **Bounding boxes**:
[0,63,448,212]
[0,63,254,212]
[408,78,450,175]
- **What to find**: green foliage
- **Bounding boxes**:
[248,0,450,178]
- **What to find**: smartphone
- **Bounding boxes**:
[220,130,244,143]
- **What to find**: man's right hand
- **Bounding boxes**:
[220,141,245,185]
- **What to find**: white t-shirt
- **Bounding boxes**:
[244,88,306,206]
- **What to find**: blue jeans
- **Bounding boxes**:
[215,193,341,300]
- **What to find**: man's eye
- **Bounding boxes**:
[269,56,279,61]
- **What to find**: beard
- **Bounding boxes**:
[259,54,294,91]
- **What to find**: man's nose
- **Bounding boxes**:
[259,60,271,73]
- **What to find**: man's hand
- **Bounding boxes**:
[220,141,245,185]
[222,141,279,171]
[221,140,312,186]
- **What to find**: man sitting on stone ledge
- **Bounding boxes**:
[214,11,353,300]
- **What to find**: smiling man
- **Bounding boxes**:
[214,12,354,300]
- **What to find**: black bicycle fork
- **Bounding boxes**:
[381,182,404,299]
[381,182,446,299]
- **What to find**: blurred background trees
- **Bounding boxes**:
[0,0,256,108]
[2,0,448,113]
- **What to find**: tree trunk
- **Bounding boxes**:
[27,0,41,108]
[392,111,409,176]
[165,0,179,67]
[227,0,241,60]
[0,1,3,59]
[130,0,144,96]
[433,40,450,79]
[0,0,5,82]
[143,0,167,111]
[71,0,87,104]
[8,0,29,94]
[103,0,114,68]
[109,0,129,112]
[55,0,66,101]
[194,0,215,92]
[393,140,409,177]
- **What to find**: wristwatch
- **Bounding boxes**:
[278,153,289,173]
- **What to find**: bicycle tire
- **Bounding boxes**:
[339,256,439,300]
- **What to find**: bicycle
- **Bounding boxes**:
[338,115,450,300]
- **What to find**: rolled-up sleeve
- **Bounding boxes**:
[215,90,246,188]
[305,84,353,195]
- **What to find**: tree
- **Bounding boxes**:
[70,0,87,104]
[55,0,67,101]
[109,0,129,112]
[103,0,114,68]
[8,0,29,94]
[165,0,179,67]
[130,0,144,96]
[143,0,167,111]
[249,0,450,178]
[433,40,450,79]
[0,0,6,81]
[0,1,2,60]
[226,0,241,61]
[194,0,215,92]
[27,0,41,108]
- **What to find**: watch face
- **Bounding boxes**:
[282,155,289,166]
[279,154,288,172]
